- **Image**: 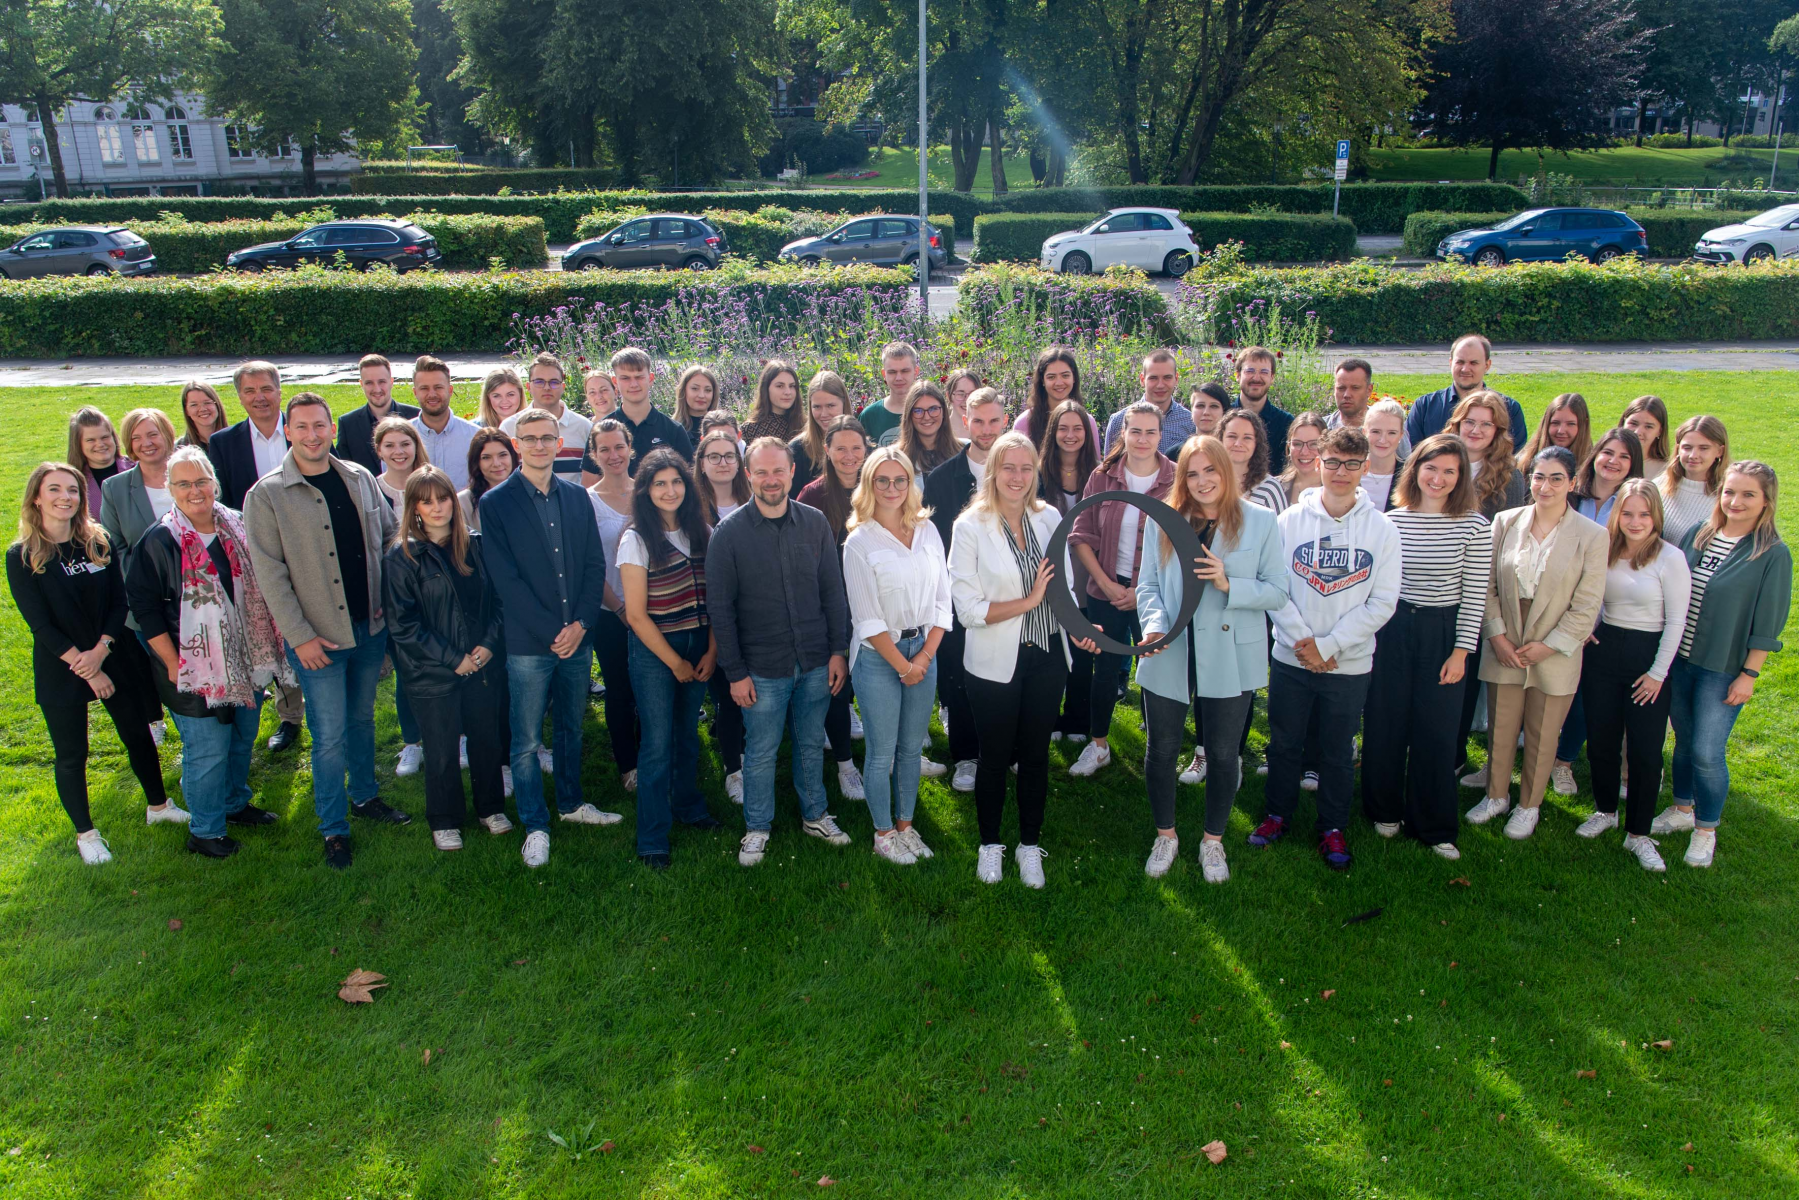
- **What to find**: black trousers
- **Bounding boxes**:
[1265,659,1371,834]
[936,621,981,763]
[40,689,168,833]
[1085,584,1142,739]
[706,670,745,774]
[591,609,640,774]
[825,678,856,764]
[966,644,1068,845]
[1454,664,1483,775]
[1146,689,1253,835]
[1580,623,1672,837]
[1056,641,1094,736]
[1361,602,1464,846]
[409,668,507,831]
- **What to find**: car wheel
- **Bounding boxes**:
[899,253,918,267]
[85,264,111,277]
[1061,251,1091,275]
[1164,250,1194,277]
[681,256,711,272]
[574,258,604,271]
[1594,245,1622,263]
[1473,246,1505,268]
[1746,243,1777,264]
[800,256,822,268]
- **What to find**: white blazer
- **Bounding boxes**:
[948,503,1074,683]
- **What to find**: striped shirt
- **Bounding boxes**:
[1001,514,1060,648]
[1385,509,1493,652]
[1680,533,1740,659]
[1244,477,1288,513]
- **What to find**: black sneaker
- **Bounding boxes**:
[187,834,240,858]
[266,721,301,753]
[323,835,352,869]
[638,852,671,870]
[227,804,280,826]
[351,797,412,826]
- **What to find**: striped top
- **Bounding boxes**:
[1680,533,1740,659]
[1244,477,1288,513]
[1001,513,1060,648]
[618,527,708,633]
[1385,509,1493,652]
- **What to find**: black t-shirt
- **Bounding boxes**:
[310,467,370,626]
[91,460,123,488]
[619,407,695,474]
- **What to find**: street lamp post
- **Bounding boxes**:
[918,0,929,322]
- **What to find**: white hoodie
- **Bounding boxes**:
[1270,486,1403,675]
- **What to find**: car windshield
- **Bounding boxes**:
[1080,215,1113,234]
[1491,210,1549,232]
[1742,205,1799,228]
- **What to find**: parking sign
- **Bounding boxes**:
[1334,139,1350,181]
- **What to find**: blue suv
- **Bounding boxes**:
[1436,208,1647,266]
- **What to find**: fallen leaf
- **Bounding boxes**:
[1448,877,1471,888]
[1576,1069,1596,1080]
[748,1145,764,1154]
[1279,1040,1292,1050]
[1682,1142,1694,1152]
[1686,1164,1694,1174]
[837,881,849,890]
[599,1141,614,1153]
[817,1175,835,1186]
[1201,1140,1228,1164]
[1652,1039,1673,1051]
[329,947,339,956]
[1497,1113,1507,1123]
[422,1048,432,1066]
[1449,962,1459,969]
[511,959,529,967]
[1562,1099,1572,1108]
[167,919,182,931]
[1038,1117,1047,1127]
[337,968,389,1004]
[1321,989,1336,1001]
[1383,1079,1393,1087]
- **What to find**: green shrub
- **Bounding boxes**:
[0,263,910,357]
[1403,209,1767,259]
[970,212,1355,265]
[955,263,1173,340]
[350,168,620,193]
[1402,212,1513,257]
[569,208,958,262]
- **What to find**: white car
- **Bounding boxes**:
[1692,203,1799,265]
[1040,208,1200,276]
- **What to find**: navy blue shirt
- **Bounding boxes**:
[526,477,573,626]
[1406,386,1528,450]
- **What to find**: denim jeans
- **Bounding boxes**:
[627,628,712,855]
[1668,657,1743,828]
[851,633,937,831]
[507,639,594,833]
[285,622,387,837]
[170,696,264,839]
[740,664,832,833]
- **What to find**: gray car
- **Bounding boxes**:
[0,225,156,279]
[780,216,949,268]
[561,214,727,271]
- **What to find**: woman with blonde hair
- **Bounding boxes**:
[674,364,720,445]
[476,367,527,429]
[739,359,805,445]
[1658,414,1729,544]
[1135,436,1286,882]
[1516,392,1593,471]
[897,379,961,476]
[843,445,952,864]
[791,370,851,495]
[8,463,177,863]
[1621,395,1672,479]
[68,406,129,519]
[1445,391,1527,519]
[177,382,231,448]
[1277,411,1327,505]
[372,416,430,511]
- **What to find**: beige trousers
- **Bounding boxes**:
[1486,682,1576,809]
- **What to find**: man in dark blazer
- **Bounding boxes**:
[334,353,420,476]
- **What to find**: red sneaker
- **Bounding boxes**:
[1318,828,1353,871]
[1248,815,1287,846]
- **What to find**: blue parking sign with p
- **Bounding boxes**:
[1336,139,1351,161]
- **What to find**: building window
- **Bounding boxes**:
[94,105,125,164]
[165,105,194,160]
[123,103,159,164]
[0,129,14,166]
[225,125,252,159]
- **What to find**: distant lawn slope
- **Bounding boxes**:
[1364,145,1788,187]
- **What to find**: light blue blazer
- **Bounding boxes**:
[1134,500,1289,702]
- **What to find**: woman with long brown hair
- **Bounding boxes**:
[476,367,527,429]
[1038,399,1101,743]
[897,379,961,476]
[740,359,805,445]
[1516,392,1593,471]
[791,370,850,495]
[1658,414,1729,545]
[459,427,519,533]
[1221,408,1289,513]
[1621,394,1672,479]
[674,364,721,445]
[177,382,232,448]
[1276,411,1328,506]
[1445,390,1528,519]
[68,406,129,519]
[1014,346,1096,446]
[696,428,752,525]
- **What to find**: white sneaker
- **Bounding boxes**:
[1431,842,1462,860]
[501,766,513,798]
[896,827,934,859]
[836,761,865,801]
[1465,795,1510,825]
[938,704,949,737]
[1049,730,1063,742]
[1683,828,1715,868]
[396,743,424,776]
[849,708,864,740]
[1145,834,1180,878]
[1299,771,1320,792]
[922,730,932,753]
[1352,737,1362,764]
[521,829,549,867]
[76,830,112,865]
[1199,838,1231,883]
[1504,805,1540,840]
[1575,811,1618,839]
[952,760,977,793]
[479,812,514,835]
[537,748,554,773]
[1015,844,1048,889]
[1651,805,1695,835]
[738,830,770,866]
[725,770,744,805]
[145,803,191,826]
[459,736,468,769]
[1069,742,1111,777]
[976,843,1005,884]
[622,769,637,793]
[1065,733,1089,745]
[150,720,166,747]
[1551,763,1577,795]
[1623,833,1666,872]
[1179,752,1207,785]
[1255,761,1269,777]
[1373,821,1400,838]
[803,813,852,846]
[1459,767,1490,789]
[560,803,623,825]
[918,756,948,778]
[872,830,916,864]
[432,828,464,851]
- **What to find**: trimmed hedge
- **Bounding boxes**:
[970,212,1356,265]
[569,208,958,262]
[1403,209,1766,259]
[351,167,619,193]
[0,264,910,357]
[955,264,1173,340]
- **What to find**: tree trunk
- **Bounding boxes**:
[1634,95,1646,146]
[1029,145,1046,185]
[988,119,1007,194]
[1488,141,1502,180]
[1685,113,1693,147]
[949,110,982,192]
[301,142,318,195]
[36,93,70,199]
[1046,145,1066,188]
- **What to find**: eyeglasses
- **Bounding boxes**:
[1290,439,1321,453]
[701,453,739,466]
[528,377,565,389]
[871,475,911,491]
[516,434,561,448]
[1459,419,1496,434]
[912,405,944,418]
[1320,458,1365,472]
[1529,473,1569,485]
[168,479,214,493]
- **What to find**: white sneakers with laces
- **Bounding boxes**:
[738,830,770,866]
[1069,742,1111,778]
[1459,766,1489,790]
[1373,821,1401,838]
[918,756,948,778]
[872,830,916,864]
[432,829,463,851]
[725,770,744,805]
[559,803,623,825]
[1431,843,1461,860]
[521,830,549,867]
[1465,795,1510,825]
[1503,805,1541,840]
[802,814,852,845]
[145,803,191,825]
[1623,833,1666,872]
[976,843,1006,884]
[1015,844,1048,888]
[1651,804,1695,835]
[836,761,865,801]
[1683,828,1716,868]
[897,827,934,859]
[1179,752,1207,786]
[1299,771,1320,792]
[396,743,424,776]
[952,760,977,793]
[479,812,514,835]
[622,769,637,793]
[1144,835,1179,878]
[1575,811,1618,839]
[1199,838,1230,883]
[76,830,113,865]
[849,708,864,740]
[536,748,554,773]
[1551,762,1577,795]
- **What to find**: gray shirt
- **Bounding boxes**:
[411,413,480,490]
[707,501,850,683]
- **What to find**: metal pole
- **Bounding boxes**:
[1772,67,1787,190]
[917,0,929,322]
[1332,178,1341,218]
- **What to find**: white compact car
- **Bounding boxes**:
[1040,208,1200,276]
[1692,203,1799,265]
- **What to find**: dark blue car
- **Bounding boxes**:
[1437,208,1647,266]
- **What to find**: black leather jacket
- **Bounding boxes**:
[123,522,241,720]
[380,534,504,698]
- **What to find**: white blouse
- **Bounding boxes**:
[1505,511,1562,600]
[842,519,954,670]
[1598,540,1692,681]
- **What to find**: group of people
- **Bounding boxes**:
[10,333,1788,883]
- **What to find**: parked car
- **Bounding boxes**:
[225,219,442,272]
[1041,209,1200,276]
[561,214,727,272]
[0,226,155,279]
[1436,208,1647,266]
[1691,203,1799,264]
[779,216,949,268]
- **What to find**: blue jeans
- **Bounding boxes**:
[740,664,832,833]
[1668,657,1743,828]
[851,633,936,831]
[393,668,421,745]
[507,641,593,833]
[627,629,711,855]
[171,696,263,839]
[285,623,386,837]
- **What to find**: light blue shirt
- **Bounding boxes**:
[412,413,480,491]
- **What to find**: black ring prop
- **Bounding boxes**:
[1044,490,1206,657]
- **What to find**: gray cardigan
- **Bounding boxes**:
[244,452,396,650]
[99,466,158,630]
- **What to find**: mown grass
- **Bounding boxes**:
[0,373,1795,1198]
[1363,145,1786,187]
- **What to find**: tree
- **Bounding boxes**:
[1417,0,1648,178]
[207,0,419,193]
[412,0,487,153]
[0,0,221,197]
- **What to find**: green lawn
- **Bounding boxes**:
[1364,145,1791,188]
[819,145,1040,195]
[2,374,1797,1198]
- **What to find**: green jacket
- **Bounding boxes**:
[1678,527,1792,676]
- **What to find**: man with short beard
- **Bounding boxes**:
[1229,346,1293,474]
[335,354,419,477]
[408,355,479,490]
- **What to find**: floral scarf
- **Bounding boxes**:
[162,502,294,707]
